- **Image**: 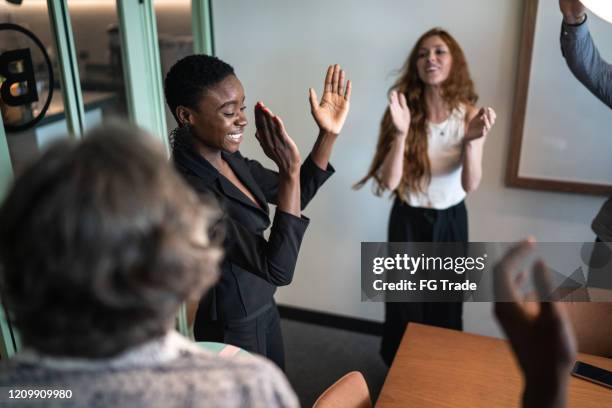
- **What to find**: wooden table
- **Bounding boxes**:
[377,323,612,407]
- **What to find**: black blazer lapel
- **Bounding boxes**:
[174,142,269,215]
[222,151,269,215]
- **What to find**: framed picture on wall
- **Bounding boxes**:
[506,0,612,196]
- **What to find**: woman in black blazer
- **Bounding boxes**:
[164,55,351,369]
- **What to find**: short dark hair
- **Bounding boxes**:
[164,54,235,125]
[0,122,221,358]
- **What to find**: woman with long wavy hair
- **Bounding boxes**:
[355,28,496,365]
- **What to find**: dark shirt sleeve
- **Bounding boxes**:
[173,167,310,287]
[222,210,310,286]
[560,18,612,108]
[244,154,335,209]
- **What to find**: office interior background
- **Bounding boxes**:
[1,0,610,345]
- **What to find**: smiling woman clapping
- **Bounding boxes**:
[164,56,351,369]
[355,28,496,366]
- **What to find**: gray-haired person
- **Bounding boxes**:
[0,123,299,408]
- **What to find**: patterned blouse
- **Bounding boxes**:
[0,331,299,407]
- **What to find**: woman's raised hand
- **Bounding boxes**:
[465,107,496,142]
[255,102,301,177]
[559,0,586,24]
[389,90,411,138]
[309,64,351,136]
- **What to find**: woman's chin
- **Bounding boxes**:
[223,143,241,154]
[422,76,449,87]
[223,135,243,153]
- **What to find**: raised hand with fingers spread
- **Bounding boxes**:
[465,107,496,142]
[309,64,351,136]
[388,90,411,138]
[494,240,577,408]
[308,64,352,171]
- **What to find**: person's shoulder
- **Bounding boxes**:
[0,358,60,388]
[0,355,298,408]
[171,352,299,407]
[0,359,24,380]
[177,350,284,380]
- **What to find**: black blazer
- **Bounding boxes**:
[173,139,334,324]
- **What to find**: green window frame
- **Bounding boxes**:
[48,0,85,138]
[116,0,167,147]
[192,0,215,56]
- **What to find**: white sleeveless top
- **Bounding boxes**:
[404,105,467,210]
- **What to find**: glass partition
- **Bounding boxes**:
[67,0,128,129]
[0,0,63,175]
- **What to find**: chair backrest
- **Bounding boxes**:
[196,342,250,357]
[313,371,372,408]
[523,299,612,357]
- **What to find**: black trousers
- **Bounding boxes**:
[380,199,468,366]
[194,303,285,370]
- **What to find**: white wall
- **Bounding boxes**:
[211,0,608,338]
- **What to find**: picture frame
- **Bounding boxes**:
[506,0,612,196]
